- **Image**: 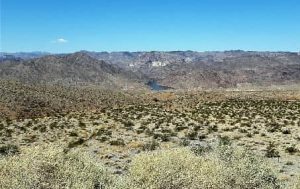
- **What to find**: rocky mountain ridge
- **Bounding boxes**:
[1,50,299,90]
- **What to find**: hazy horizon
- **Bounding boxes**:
[1,49,300,54]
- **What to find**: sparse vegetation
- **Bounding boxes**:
[0,82,299,188]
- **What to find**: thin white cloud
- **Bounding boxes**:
[52,38,68,43]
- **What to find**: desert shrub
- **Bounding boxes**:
[191,144,212,156]
[198,133,207,140]
[0,144,115,189]
[78,120,86,128]
[285,144,298,154]
[179,138,190,146]
[0,144,20,156]
[218,135,232,146]
[292,176,300,189]
[109,138,125,146]
[121,148,224,189]
[67,138,85,148]
[216,145,281,189]
[281,127,291,134]
[267,122,281,133]
[208,124,218,133]
[121,146,281,189]
[185,130,198,140]
[265,142,280,158]
[142,139,160,151]
[122,120,134,128]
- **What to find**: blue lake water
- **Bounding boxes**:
[147,80,172,91]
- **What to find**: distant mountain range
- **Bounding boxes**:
[0,52,51,61]
[1,50,300,90]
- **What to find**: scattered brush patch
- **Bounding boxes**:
[0,144,115,189]
[0,143,296,189]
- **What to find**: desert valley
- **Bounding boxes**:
[0,50,299,188]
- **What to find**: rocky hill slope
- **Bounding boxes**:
[0,52,145,89]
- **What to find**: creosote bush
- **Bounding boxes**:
[0,144,115,189]
[121,145,281,189]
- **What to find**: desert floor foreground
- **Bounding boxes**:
[0,83,300,188]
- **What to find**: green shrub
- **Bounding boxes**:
[0,144,115,189]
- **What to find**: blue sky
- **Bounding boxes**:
[1,0,299,53]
